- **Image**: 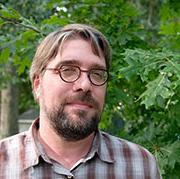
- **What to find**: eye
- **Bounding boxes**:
[90,69,107,82]
[60,65,78,77]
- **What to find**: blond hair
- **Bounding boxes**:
[30,24,111,92]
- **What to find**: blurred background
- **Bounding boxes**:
[0,0,179,178]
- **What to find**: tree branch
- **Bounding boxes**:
[0,15,44,35]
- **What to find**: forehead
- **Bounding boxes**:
[51,38,106,68]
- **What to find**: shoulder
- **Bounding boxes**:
[0,131,28,145]
[0,132,29,161]
[99,131,156,162]
[97,131,161,178]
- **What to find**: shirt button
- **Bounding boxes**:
[67,175,73,179]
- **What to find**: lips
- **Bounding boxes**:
[66,101,93,110]
[64,92,99,110]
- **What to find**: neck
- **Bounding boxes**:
[38,117,95,169]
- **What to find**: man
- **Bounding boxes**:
[0,24,161,178]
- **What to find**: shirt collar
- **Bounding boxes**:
[23,118,48,170]
[86,130,114,164]
[24,119,114,170]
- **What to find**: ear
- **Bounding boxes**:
[33,75,41,100]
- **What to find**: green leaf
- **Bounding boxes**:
[14,55,31,75]
[0,48,10,63]
[0,4,21,20]
[139,74,174,108]
[167,141,180,169]
[0,17,4,26]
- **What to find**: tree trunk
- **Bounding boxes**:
[0,70,19,139]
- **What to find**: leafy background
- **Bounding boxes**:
[0,0,180,178]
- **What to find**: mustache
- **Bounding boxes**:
[64,91,99,109]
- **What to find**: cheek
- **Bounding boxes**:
[39,80,55,103]
[40,79,71,105]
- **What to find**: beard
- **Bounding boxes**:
[43,91,101,141]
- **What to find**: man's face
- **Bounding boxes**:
[34,38,107,141]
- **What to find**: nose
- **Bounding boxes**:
[72,72,92,92]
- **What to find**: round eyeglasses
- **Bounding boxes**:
[45,65,109,86]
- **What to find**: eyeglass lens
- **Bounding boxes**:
[60,65,108,86]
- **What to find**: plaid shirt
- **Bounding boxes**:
[0,119,161,179]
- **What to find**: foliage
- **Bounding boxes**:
[118,48,180,177]
[0,0,180,178]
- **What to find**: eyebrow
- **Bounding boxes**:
[55,60,80,68]
[54,59,106,70]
